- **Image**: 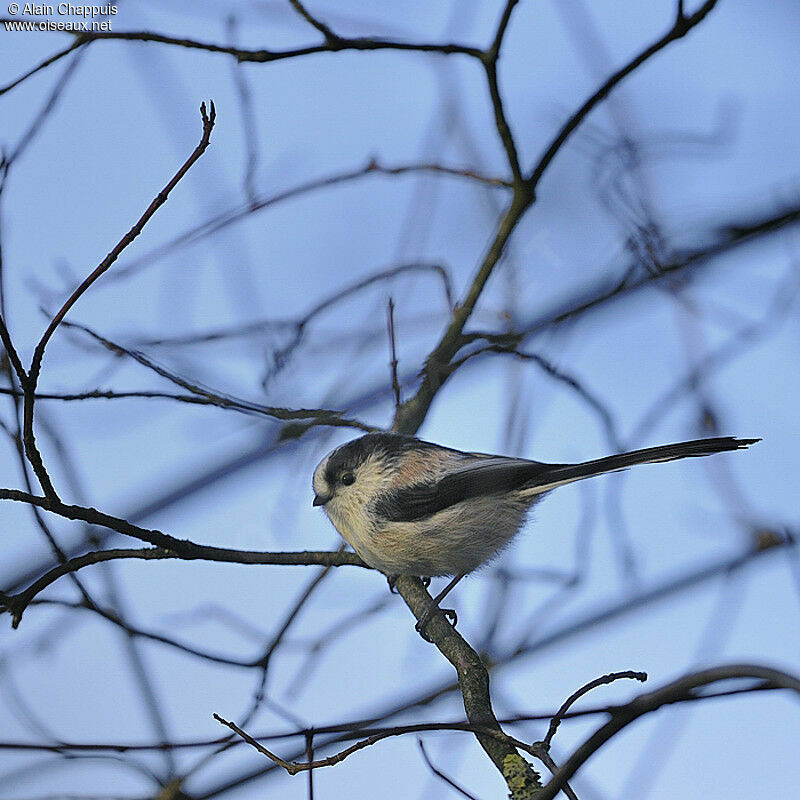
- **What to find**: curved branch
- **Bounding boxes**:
[0,24,484,96]
[483,0,525,186]
[527,0,720,191]
[0,678,790,754]
[536,664,800,800]
[0,491,368,626]
[542,670,648,748]
[106,162,510,284]
[0,385,375,431]
[20,103,217,501]
[0,37,86,97]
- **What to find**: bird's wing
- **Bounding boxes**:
[371,435,759,522]
[373,457,555,522]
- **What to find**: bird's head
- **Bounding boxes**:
[312,432,428,519]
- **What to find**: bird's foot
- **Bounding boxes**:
[414,606,458,642]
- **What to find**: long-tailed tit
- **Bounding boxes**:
[312,432,758,636]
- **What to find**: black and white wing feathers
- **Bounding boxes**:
[373,457,555,522]
[372,436,758,523]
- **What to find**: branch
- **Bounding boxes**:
[527,0,720,191]
[28,598,264,667]
[0,491,368,626]
[450,342,622,449]
[487,0,521,59]
[105,164,509,284]
[211,660,800,795]
[30,103,215,375]
[0,38,86,97]
[542,670,648,749]
[536,664,800,800]
[483,0,524,186]
[0,25,484,96]
[391,4,723,439]
[287,0,339,43]
[0,385,373,430]
[0,313,26,385]
[392,6,722,434]
[214,712,410,775]
[393,190,533,433]
[19,102,217,501]
[386,298,402,411]
[0,678,789,754]
[392,575,542,798]
[55,318,376,431]
[75,30,483,61]
[483,60,525,187]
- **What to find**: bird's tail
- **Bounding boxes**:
[526,437,759,494]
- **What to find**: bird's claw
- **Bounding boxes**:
[414,606,458,642]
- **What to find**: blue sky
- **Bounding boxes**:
[1,1,798,798]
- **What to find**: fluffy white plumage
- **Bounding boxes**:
[312,432,758,578]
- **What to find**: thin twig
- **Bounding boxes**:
[0,678,790,754]
[31,103,216,371]
[543,670,648,748]
[20,103,217,501]
[0,38,86,97]
[0,25,484,97]
[0,386,370,430]
[487,0,521,58]
[287,0,339,43]
[57,318,375,431]
[535,665,800,800]
[527,0,720,192]
[213,713,401,774]
[451,342,622,450]
[418,739,482,800]
[386,297,402,411]
[0,313,27,385]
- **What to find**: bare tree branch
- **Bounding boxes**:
[287,0,339,43]
[542,670,648,749]
[392,574,542,797]
[0,25,484,97]
[3,103,217,503]
[527,1,720,192]
[418,739,483,800]
[535,665,800,800]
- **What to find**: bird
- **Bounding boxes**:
[312,432,758,637]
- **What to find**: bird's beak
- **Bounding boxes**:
[313,493,331,507]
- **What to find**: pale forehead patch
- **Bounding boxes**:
[312,453,331,494]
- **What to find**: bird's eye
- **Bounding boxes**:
[341,472,355,486]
